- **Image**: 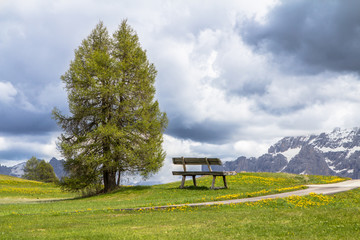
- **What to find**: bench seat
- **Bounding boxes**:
[172,171,236,176]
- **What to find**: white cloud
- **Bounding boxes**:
[0,133,62,164]
[234,140,271,158]
[0,81,17,103]
[39,133,62,160]
[0,137,9,151]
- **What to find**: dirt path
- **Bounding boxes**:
[130,179,360,211]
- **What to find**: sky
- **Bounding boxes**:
[2,0,360,183]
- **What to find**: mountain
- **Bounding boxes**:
[10,162,26,178]
[0,164,11,175]
[0,162,27,178]
[49,158,67,179]
[222,127,360,179]
[0,158,67,179]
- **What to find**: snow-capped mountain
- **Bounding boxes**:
[0,162,25,178]
[9,162,26,177]
[224,128,360,179]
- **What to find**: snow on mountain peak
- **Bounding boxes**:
[10,162,26,178]
[328,127,358,142]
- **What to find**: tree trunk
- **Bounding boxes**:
[103,169,117,193]
[117,170,121,186]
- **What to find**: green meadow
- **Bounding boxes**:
[1,173,360,239]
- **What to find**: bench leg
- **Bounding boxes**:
[180,176,186,189]
[223,176,228,188]
[211,176,216,189]
[192,176,197,187]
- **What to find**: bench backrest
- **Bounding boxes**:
[172,157,222,171]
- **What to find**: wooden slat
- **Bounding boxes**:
[172,157,222,165]
[172,171,236,176]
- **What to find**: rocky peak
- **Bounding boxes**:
[283,144,333,176]
[268,135,315,154]
[225,127,360,179]
[310,127,360,149]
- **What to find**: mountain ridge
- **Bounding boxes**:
[223,127,360,179]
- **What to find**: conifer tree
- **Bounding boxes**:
[53,20,167,193]
[23,157,58,183]
[23,156,39,180]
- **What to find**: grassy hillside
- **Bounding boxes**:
[1,173,359,239]
[0,172,345,213]
[0,175,78,204]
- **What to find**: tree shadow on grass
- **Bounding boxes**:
[164,186,210,191]
[52,185,153,202]
[112,185,152,193]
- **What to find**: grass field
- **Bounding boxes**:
[1,173,359,239]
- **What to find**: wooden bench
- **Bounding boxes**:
[172,157,236,189]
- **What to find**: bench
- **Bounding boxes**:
[172,157,236,189]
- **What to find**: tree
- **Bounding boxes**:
[23,157,39,180]
[23,157,58,183]
[53,20,168,193]
[36,161,59,183]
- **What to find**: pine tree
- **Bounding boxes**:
[53,20,167,193]
[36,161,58,183]
[23,156,39,180]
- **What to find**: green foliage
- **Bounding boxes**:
[23,157,58,183]
[22,157,39,180]
[36,161,58,183]
[53,20,167,193]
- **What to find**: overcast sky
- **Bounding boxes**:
[2,0,360,183]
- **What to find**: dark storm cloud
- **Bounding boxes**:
[240,0,360,74]
[0,105,58,135]
[166,116,238,144]
[0,3,89,137]
[0,149,36,160]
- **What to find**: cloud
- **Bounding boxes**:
[166,117,238,144]
[0,82,17,103]
[2,0,360,187]
[240,0,360,75]
[0,133,61,165]
[0,0,275,136]
[151,24,273,144]
[0,83,58,135]
[0,107,57,135]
